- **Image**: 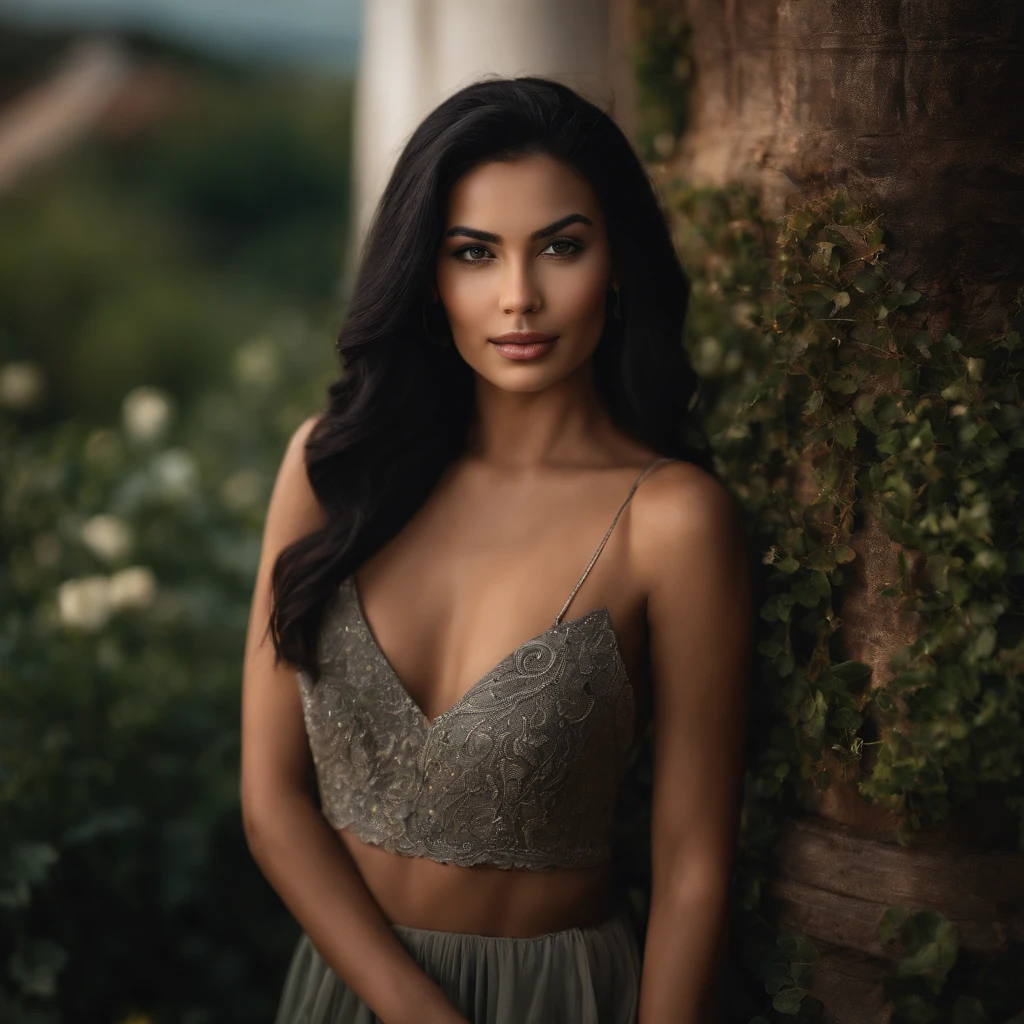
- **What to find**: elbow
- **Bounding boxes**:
[240,784,300,861]
[241,793,270,860]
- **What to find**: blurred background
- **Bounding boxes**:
[0,3,359,1021]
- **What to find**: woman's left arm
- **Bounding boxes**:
[636,468,754,1024]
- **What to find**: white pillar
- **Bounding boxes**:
[347,0,630,290]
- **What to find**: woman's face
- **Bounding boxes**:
[434,152,614,392]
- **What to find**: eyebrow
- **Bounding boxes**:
[445,212,594,244]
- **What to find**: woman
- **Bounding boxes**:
[241,76,752,1024]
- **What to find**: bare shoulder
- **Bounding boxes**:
[629,460,746,576]
[264,413,327,540]
[283,412,323,468]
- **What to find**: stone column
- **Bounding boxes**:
[346,0,636,289]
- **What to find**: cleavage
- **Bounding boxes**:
[351,568,576,723]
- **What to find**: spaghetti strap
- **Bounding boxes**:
[553,457,675,626]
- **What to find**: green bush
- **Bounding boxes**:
[0,50,344,1020]
[1,312,335,1023]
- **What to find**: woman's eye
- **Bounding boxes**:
[458,245,491,261]
[542,239,582,257]
[454,239,582,262]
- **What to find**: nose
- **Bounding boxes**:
[499,254,542,316]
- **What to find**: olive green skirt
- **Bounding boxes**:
[273,905,641,1024]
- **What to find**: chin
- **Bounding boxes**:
[456,339,598,391]
[495,373,561,394]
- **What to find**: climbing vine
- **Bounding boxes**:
[653,177,1024,1021]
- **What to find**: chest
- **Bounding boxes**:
[297,578,638,869]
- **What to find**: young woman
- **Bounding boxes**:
[241,76,752,1024]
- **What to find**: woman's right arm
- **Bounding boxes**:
[240,415,468,1024]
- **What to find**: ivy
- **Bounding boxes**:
[663,179,1024,1021]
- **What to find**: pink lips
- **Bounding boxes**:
[489,331,558,362]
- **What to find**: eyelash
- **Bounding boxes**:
[452,238,584,263]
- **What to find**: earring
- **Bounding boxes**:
[611,287,622,320]
[422,301,452,348]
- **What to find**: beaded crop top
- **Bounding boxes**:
[297,457,674,871]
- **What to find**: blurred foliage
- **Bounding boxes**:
[0,50,352,425]
[0,35,344,1024]
[630,0,692,162]
[1,315,335,1022]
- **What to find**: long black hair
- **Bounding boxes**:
[270,75,711,680]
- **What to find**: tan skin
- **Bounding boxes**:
[241,152,753,1024]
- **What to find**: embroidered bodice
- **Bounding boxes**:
[296,457,673,871]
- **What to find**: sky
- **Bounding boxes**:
[0,0,363,70]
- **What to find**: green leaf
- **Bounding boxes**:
[809,571,831,598]
[777,931,819,963]
[800,690,828,739]
[853,270,884,294]
[833,418,858,447]
[878,906,909,945]
[876,429,902,454]
[854,394,880,432]
[832,660,871,683]
[772,986,807,1014]
[804,389,824,414]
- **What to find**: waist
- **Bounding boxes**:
[339,826,614,937]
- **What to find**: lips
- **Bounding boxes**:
[489,331,558,344]
[488,331,558,362]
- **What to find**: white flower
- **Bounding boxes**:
[150,448,199,500]
[122,386,173,443]
[219,469,264,512]
[0,362,46,409]
[109,566,156,610]
[57,575,113,631]
[81,514,132,562]
[234,337,279,388]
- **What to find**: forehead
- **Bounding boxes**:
[444,152,603,229]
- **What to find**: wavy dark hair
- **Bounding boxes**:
[269,75,711,681]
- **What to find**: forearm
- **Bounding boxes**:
[638,871,731,1024]
[245,791,468,1024]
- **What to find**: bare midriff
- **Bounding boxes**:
[337,828,613,936]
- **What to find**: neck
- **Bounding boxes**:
[465,359,616,470]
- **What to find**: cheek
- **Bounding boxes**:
[436,266,487,324]
[557,267,609,322]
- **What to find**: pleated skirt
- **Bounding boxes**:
[273,905,641,1024]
